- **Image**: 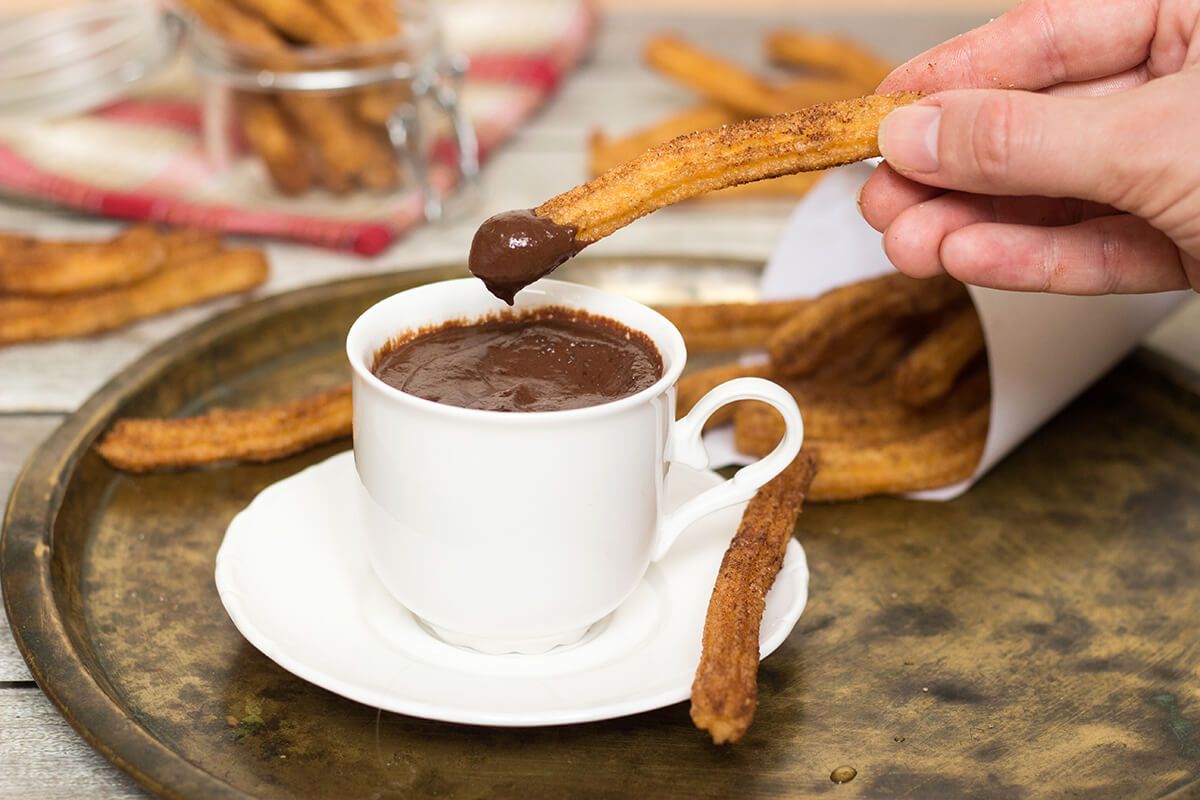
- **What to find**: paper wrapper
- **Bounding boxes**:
[705,162,1189,501]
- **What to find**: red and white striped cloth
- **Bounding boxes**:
[0,0,597,255]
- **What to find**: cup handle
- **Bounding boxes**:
[651,377,804,562]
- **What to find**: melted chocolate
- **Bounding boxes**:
[467,209,586,304]
[372,308,663,412]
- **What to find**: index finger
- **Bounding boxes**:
[878,0,1157,93]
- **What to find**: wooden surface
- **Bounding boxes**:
[2,5,1198,799]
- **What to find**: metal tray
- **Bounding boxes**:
[4,258,1200,799]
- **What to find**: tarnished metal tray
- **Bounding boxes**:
[4,257,1200,799]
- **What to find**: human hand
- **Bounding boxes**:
[857,0,1200,294]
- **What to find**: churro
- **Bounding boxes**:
[767,273,967,378]
[0,225,165,295]
[893,304,987,407]
[764,29,894,90]
[237,93,315,195]
[589,107,825,200]
[588,105,739,176]
[470,92,922,302]
[228,0,350,46]
[0,249,268,345]
[657,297,812,353]
[690,451,817,744]
[97,384,352,472]
[645,34,854,117]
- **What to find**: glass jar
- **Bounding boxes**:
[0,0,181,119]
[183,0,477,221]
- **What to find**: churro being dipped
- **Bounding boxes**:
[469,92,923,303]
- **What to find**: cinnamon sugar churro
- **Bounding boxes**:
[0,247,268,345]
[764,29,895,90]
[690,451,817,744]
[664,273,991,503]
[97,384,352,472]
[0,225,165,295]
[469,92,922,303]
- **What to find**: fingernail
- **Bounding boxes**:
[878,104,941,173]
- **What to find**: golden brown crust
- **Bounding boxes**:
[645,34,857,117]
[236,93,315,195]
[657,298,812,353]
[97,384,352,472]
[0,248,268,344]
[689,452,818,744]
[764,29,895,90]
[893,304,988,407]
[227,0,351,46]
[767,272,968,378]
[0,225,165,295]
[535,92,923,245]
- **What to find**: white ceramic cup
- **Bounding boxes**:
[346,278,803,654]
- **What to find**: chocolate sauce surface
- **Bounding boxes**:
[467,209,586,304]
[372,308,663,412]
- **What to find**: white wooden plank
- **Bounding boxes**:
[1,416,63,682]
[0,689,150,800]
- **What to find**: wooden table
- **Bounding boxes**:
[3,6,1198,798]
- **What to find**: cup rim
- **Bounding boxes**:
[346,278,688,422]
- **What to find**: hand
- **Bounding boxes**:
[857,0,1200,294]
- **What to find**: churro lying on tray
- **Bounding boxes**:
[0,248,268,345]
[97,384,352,472]
[0,225,165,295]
[690,451,817,744]
[469,92,923,303]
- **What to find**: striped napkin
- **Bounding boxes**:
[0,0,596,255]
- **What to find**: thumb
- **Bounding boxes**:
[877,88,1139,209]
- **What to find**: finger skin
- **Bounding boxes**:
[858,161,945,232]
[882,191,1114,278]
[877,0,1158,93]
[935,215,1194,294]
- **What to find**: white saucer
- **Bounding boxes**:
[215,451,809,727]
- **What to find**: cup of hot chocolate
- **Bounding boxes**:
[346,278,803,654]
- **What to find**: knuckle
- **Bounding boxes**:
[965,94,1020,185]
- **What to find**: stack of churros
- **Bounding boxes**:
[588,29,896,200]
[668,272,991,502]
[180,0,404,196]
[0,226,268,345]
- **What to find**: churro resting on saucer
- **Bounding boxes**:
[690,452,817,744]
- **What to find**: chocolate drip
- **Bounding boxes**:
[468,209,586,304]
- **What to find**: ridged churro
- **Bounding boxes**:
[690,451,817,744]
[588,106,825,200]
[658,297,812,353]
[764,30,895,90]
[767,273,967,378]
[893,304,987,407]
[0,248,268,345]
[236,93,315,195]
[97,384,352,472]
[470,92,922,303]
[0,225,165,295]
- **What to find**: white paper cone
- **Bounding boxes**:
[704,162,1189,501]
